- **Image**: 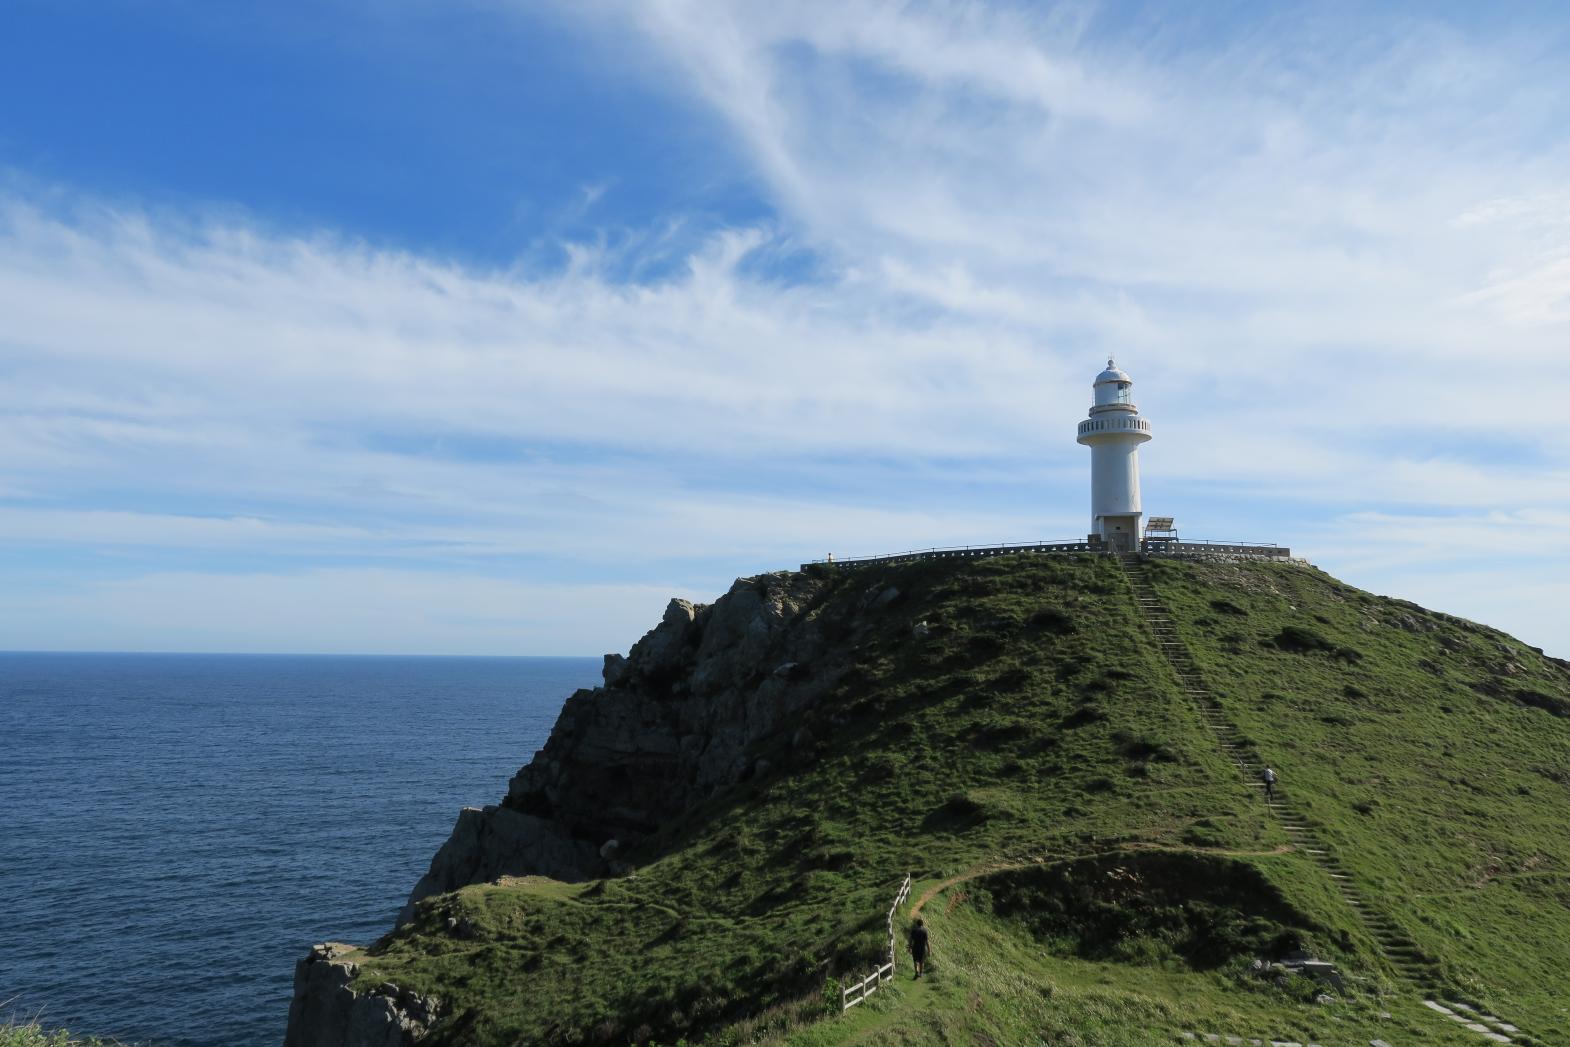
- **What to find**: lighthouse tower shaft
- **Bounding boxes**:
[1075,359,1152,552]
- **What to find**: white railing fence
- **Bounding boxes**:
[841,873,913,1012]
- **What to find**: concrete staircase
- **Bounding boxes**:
[1117,553,1545,1046]
[1117,553,1441,986]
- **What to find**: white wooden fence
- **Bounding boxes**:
[841,873,913,1012]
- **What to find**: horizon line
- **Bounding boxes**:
[0,648,604,660]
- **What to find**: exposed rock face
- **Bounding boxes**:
[400,571,833,923]
[284,944,436,1047]
[396,805,601,924]
[287,570,841,1044]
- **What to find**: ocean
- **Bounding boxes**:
[0,652,601,1047]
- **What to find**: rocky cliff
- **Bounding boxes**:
[285,945,438,1047]
[288,569,846,1044]
[399,570,840,921]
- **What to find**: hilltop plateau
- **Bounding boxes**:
[284,553,1570,1047]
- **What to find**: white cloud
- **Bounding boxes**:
[3,2,1570,653]
[0,568,707,656]
[0,496,1073,564]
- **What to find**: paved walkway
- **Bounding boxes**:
[1424,1000,1521,1043]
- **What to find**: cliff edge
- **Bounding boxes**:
[398,570,838,922]
[287,568,849,1045]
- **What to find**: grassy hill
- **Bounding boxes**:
[334,554,1570,1046]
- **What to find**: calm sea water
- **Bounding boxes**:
[0,652,600,1047]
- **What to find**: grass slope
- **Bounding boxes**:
[1145,557,1570,1035]
[797,873,1481,1047]
[343,554,1570,1045]
[0,1022,112,1047]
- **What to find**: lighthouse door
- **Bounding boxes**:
[1102,516,1139,552]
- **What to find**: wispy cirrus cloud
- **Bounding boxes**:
[2,2,1568,653]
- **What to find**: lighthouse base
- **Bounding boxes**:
[1092,514,1142,553]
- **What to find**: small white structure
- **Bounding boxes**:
[1075,358,1153,552]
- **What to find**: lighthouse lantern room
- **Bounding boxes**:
[1075,358,1153,552]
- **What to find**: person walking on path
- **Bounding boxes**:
[909,918,929,978]
[1262,765,1278,802]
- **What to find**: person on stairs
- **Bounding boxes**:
[1262,765,1278,801]
[909,918,930,978]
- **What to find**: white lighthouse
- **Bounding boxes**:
[1075,358,1153,552]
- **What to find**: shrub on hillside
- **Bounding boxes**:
[978,853,1319,970]
[1027,607,1076,635]
[1270,625,1362,662]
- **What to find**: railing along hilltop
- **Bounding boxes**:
[802,537,1289,571]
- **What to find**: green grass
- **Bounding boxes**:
[341,553,1570,1045]
[786,871,1484,1047]
[1145,557,1570,1037]
[0,1021,113,1047]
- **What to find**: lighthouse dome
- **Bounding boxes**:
[1090,357,1138,409]
[1094,358,1131,385]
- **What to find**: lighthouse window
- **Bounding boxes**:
[1115,382,1132,404]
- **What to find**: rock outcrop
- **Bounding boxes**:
[398,570,836,922]
[284,944,436,1047]
[288,569,846,1043]
[395,805,601,924]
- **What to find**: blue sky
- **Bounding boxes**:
[1,1,1568,655]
